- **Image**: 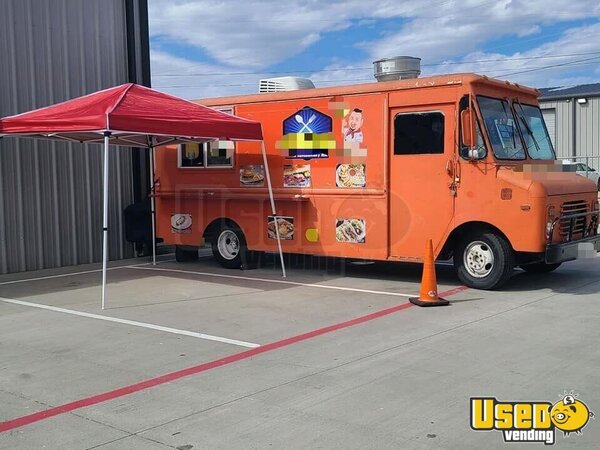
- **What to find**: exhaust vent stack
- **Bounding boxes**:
[373,56,421,82]
[259,76,315,93]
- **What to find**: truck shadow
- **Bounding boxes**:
[501,266,600,296]
[1,254,596,305]
[260,253,600,297]
[254,252,457,284]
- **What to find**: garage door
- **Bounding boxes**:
[542,108,556,148]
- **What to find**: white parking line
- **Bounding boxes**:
[0,259,176,286]
[129,266,414,298]
[0,296,260,348]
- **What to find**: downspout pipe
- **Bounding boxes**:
[572,96,577,158]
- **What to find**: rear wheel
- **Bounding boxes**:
[211,224,247,269]
[520,262,562,274]
[454,231,515,290]
[175,246,198,262]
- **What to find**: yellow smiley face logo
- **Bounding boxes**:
[550,395,594,436]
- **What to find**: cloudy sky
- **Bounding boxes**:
[148,0,600,99]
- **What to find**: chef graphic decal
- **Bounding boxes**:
[342,108,364,143]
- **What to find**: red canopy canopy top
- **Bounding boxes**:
[0,84,283,309]
[0,83,263,146]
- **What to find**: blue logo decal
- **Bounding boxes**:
[283,107,332,134]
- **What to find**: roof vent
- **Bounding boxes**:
[259,76,315,93]
[373,56,421,82]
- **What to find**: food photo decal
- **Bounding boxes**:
[336,163,366,188]
[171,214,192,234]
[336,218,366,243]
[240,165,265,186]
[267,216,295,240]
[283,164,311,188]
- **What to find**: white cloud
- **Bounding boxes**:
[148,0,600,97]
[148,0,451,69]
[364,0,600,63]
[150,50,267,99]
[426,22,600,87]
[150,1,347,68]
[309,21,600,90]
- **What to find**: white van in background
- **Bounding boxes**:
[562,160,600,190]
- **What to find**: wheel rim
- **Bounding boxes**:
[217,230,240,260]
[463,241,495,278]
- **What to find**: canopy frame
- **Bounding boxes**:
[0,83,285,310]
[101,133,287,309]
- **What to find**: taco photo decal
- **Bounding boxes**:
[336,218,366,243]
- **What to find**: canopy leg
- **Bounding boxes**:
[261,141,286,278]
[101,132,111,310]
[149,146,156,266]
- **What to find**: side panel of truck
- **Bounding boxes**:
[155,93,393,261]
[237,93,388,259]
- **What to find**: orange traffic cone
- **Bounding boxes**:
[409,239,449,307]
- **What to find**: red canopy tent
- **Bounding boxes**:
[0,83,286,308]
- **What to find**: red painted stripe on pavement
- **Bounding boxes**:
[0,302,413,433]
[0,285,468,433]
[439,286,470,297]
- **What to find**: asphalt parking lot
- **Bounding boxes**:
[0,251,599,449]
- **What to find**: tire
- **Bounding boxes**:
[211,224,247,269]
[454,231,515,290]
[175,246,198,262]
[520,262,562,274]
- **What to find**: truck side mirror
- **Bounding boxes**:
[460,108,475,149]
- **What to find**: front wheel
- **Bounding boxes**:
[211,225,247,269]
[454,231,515,290]
[520,262,562,274]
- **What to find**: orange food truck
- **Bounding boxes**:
[152,72,600,289]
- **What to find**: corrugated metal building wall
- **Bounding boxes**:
[577,97,600,159]
[0,0,149,274]
[540,88,600,160]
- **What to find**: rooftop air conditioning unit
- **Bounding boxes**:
[259,76,315,93]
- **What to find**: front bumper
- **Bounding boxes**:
[545,210,600,263]
[546,235,600,263]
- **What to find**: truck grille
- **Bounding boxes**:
[560,200,588,240]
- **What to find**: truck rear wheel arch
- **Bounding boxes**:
[203,218,244,244]
[203,218,261,269]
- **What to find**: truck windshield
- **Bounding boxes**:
[513,102,555,160]
[477,96,525,160]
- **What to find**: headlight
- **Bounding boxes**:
[546,205,557,239]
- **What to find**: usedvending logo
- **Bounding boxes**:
[471,392,594,445]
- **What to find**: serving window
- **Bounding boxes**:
[178,141,234,168]
[178,106,235,169]
[179,142,204,167]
